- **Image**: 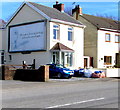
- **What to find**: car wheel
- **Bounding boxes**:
[57,73,62,78]
[68,76,72,78]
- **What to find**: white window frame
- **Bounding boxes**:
[115,34,119,43]
[68,27,73,41]
[53,24,59,40]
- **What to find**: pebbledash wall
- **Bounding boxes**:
[4,2,84,69]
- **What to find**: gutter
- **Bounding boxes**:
[100,28,120,33]
[50,19,86,28]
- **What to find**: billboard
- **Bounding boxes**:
[9,21,46,52]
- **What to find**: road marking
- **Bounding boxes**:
[46,97,105,108]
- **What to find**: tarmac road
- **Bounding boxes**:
[1,78,120,109]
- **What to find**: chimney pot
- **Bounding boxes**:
[53,2,64,12]
[56,1,59,4]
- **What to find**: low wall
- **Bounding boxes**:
[106,68,120,77]
[2,65,49,81]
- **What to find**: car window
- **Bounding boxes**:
[56,64,66,68]
[50,65,55,69]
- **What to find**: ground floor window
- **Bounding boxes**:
[52,52,73,67]
[104,56,112,65]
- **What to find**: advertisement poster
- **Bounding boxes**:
[9,22,46,52]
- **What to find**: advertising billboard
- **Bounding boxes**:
[9,21,46,52]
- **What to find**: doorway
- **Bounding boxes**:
[84,58,88,68]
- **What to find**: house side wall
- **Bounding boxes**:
[78,16,98,68]
[0,29,6,65]
[8,5,45,26]
[5,4,51,68]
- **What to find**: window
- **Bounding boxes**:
[68,27,73,41]
[104,56,112,65]
[52,52,59,64]
[53,25,59,40]
[65,53,73,67]
[115,35,119,43]
[105,33,111,42]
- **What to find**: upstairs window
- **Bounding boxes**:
[115,35,119,43]
[53,25,59,40]
[105,33,111,42]
[68,27,73,41]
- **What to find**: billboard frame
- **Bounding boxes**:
[8,20,47,53]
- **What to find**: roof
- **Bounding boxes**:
[51,43,74,52]
[6,2,84,27]
[28,2,83,26]
[81,14,119,31]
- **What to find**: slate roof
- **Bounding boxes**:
[51,42,74,52]
[81,14,119,30]
[29,2,83,26]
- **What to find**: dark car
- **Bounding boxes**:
[47,64,74,78]
[74,68,93,78]
[74,69,85,77]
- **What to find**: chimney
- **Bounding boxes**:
[53,1,64,12]
[72,5,82,20]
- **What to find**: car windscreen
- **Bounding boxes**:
[56,64,66,68]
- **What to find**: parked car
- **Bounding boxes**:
[84,69,93,78]
[74,69,84,77]
[74,68,92,78]
[91,71,105,78]
[47,64,74,78]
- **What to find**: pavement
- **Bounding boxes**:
[1,77,120,90]
[49,77,120,82]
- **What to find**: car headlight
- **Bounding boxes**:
[63,70,68,73]
[63,70,74,75]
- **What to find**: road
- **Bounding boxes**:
[1,78,120,109]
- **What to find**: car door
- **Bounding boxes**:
[49,65,56,77]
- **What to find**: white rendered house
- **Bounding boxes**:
[3,2,85,69]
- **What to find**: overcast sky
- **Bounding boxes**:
[0,1,119,22]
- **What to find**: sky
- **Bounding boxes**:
[0,1,119,22]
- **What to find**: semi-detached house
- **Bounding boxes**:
[72,5,120,68]
[3,2,85,69]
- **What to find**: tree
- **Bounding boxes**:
[64,2,77,16]
[94,13,118,21]
[64,6,72,16]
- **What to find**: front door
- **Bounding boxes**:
[84,58,88,68]
[115,53,119,67]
